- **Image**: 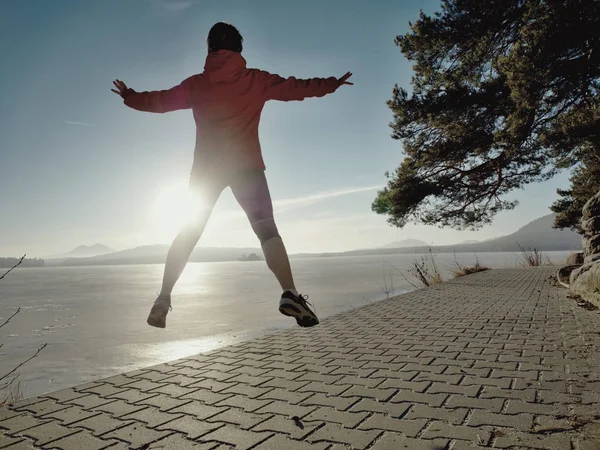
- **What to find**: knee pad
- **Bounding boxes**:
[251,217,280,244]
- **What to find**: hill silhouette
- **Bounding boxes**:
[380,239,429,249]
[51,244,114,259]
[46,213,581,267]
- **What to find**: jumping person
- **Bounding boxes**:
[111,22,353,329]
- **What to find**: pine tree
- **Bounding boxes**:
[373,0,600,231]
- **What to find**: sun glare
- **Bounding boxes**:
[152,183,202,240]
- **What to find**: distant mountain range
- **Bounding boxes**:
[380,239,429,249]
[46,245,263,267]
[318,214,582,257]
[46,214,581,267]
[49,244,114,259]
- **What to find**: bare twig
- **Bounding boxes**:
[385,262,420,290]
[0,343,47,384]
[0,255,26,280]
[0,376,23,405]
[0,308,21,329]
[409,248,444,286]
[518,243,543,267]
[379,273,394,298]
[0,375,17,392]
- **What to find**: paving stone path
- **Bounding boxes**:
[1,267,600,449]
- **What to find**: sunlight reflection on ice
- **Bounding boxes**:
[141,334,252,362]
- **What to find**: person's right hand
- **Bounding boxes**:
[338,72,353,86]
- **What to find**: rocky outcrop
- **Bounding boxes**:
[566,252,584,265]
[569,190,600,308]
[570,263,600,306]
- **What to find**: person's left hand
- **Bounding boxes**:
[111,79,131,98]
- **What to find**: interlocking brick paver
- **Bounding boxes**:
[445,395,504,412]
[134,371,174,383]
[461,376,512,389]
[537,390,579,404]
[379,379,430,392]
[3,268,600,449]
[41,405,99,425]
[2,439,44,449]
[513,379,566,391]
[218,384,272,400]
[43,430,117,450]
[300,392,359,410]
[504,399,569,415]
[305,406,368,428]
[155,415,222,439]
[449,440,492,450]
[121,405,182,428]
[66,393,115,410]
[100,374,140,387]
[105,388,156,404]
[42,388,86,404]
[124,379,170,392]
[145,433,219,449]
[216,395,272,413]
[79,383,127,398]
[16,421,75,446]
[370,433,449,450]
[467,410,533,431]
[0,414,48,434]
[0,435,25,448]
[135,394,192,411]
[94,400,147,418]
[68,412,131,436]
[309,423,380,448]
[255,401,316,419]
[405,404,469,424]
[391,390,448,407]
[102,422,171,448]
[258,388,312,404]
[188,378,236,393]
[349,398,410,417]
[181,388,233,406]
[146,383,195,399]
[12,399,67,417]
[428,382,480,397]
[167,398,225,420]
[493,429,572,449]
[422,421,491,444]
[252,434,329,450]
[297,382,349,396]
[262,378,308,391]
[359,414,427,437]
[207,407,271,429]
[339,385,396,402]
[415,372,463,384]
[198,424,272,450]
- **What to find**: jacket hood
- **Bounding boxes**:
[203,50,247,82]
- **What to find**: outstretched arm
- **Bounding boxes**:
[261,71,353,102]
[111,77,196,113]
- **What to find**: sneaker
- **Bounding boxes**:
[279,291,319,327]
[147,296,172,328]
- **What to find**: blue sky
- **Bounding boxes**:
[0,0,572,257]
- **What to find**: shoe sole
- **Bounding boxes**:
[147,306,168,328]
[147,315,166,328]
[279,304,319,328]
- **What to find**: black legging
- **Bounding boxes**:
[191,169,280,244]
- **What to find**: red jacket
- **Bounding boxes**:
[124,50,340,176]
